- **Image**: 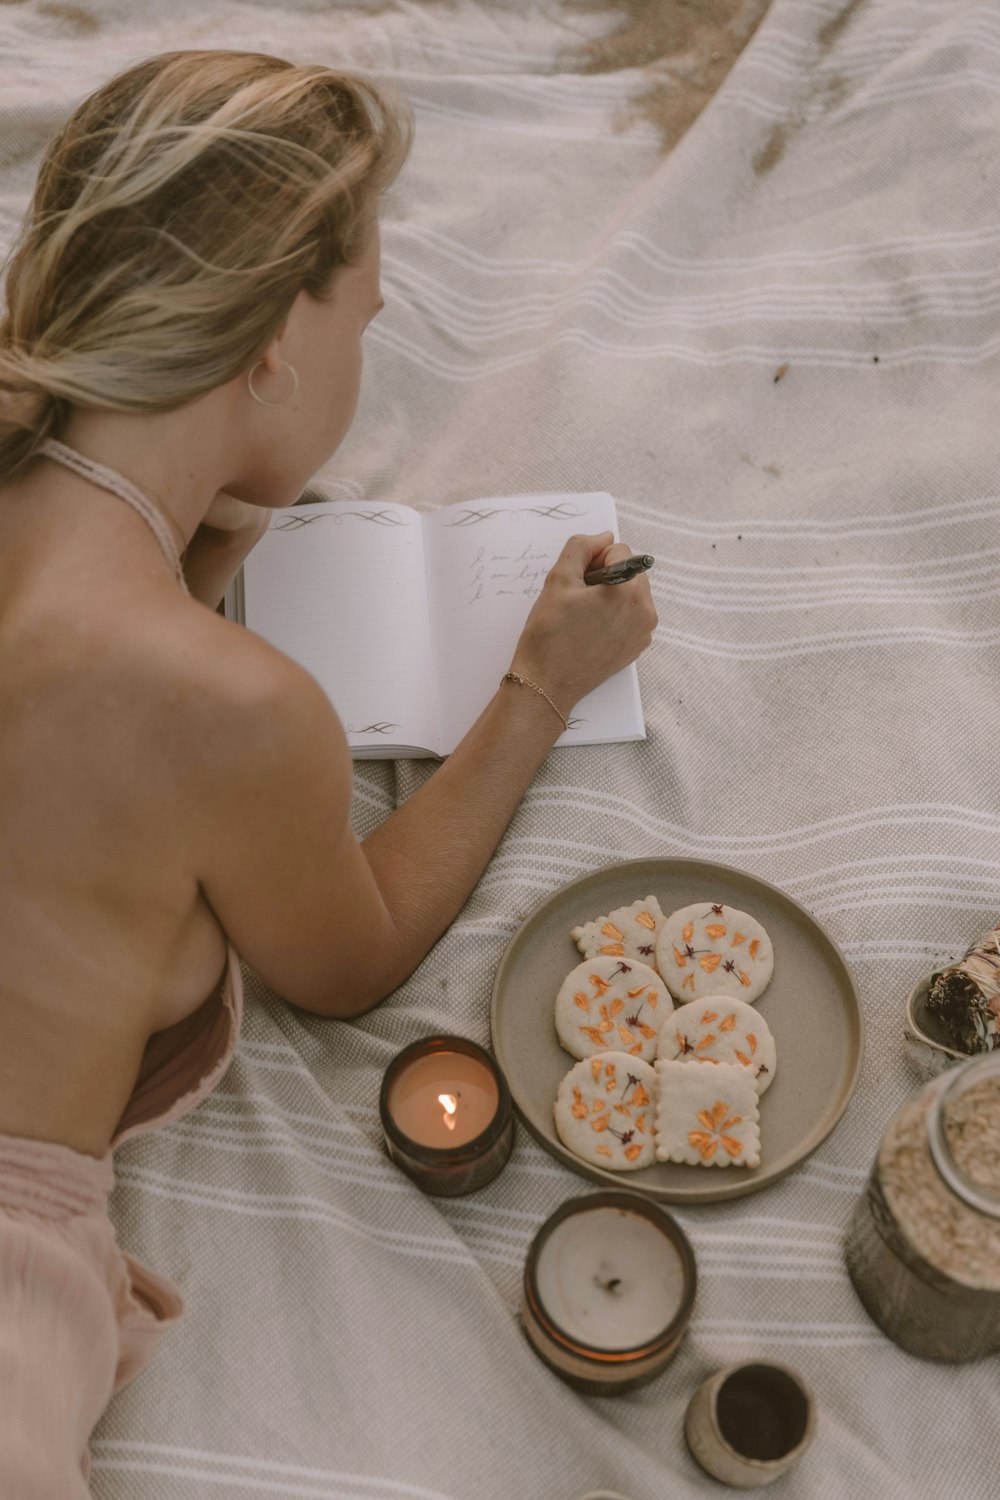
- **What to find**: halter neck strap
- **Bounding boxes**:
[38,438,190,595]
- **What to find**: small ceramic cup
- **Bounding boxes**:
[684,1361,815,1487]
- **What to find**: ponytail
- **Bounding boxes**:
[0,346,63,481]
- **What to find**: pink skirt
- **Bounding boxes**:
[0,1133,183,1497]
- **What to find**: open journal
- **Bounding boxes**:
[227,490,645,759]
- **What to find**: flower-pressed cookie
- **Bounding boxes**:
[654,1059,761,1168]
[571,896,667,970]
[554,955,671,1063]
[655,902,773,1004]
[656,994,776,1095]
[554,1053,657,1170]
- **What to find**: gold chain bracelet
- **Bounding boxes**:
[501,670,569,731]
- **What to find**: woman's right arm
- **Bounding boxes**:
[194,533,656,1016]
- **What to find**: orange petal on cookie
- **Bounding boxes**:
[702,1011,719,1023]
[682,921,694,943]
[613,1102,631,1116]
[611,998,625,1017]
[600,943,625,956]
[738,970,751,987]
[646,990,658,1008]
[617,1024,636,1047]
[735,1051,751,1067]
[705,923,727,940]
[638,1024,657,1040]
[574,992,590,1011]
[721,1135,744,1158]
[747,1034,758,1054]
[696,1033,717,1051]
[710,1101,731,1128]
[719,1013,737,1032]
[731,931,746,946]
[682,974,695,992]
[602,922,624,940]
[688,1130,718,1161]
[592,1099,606,1113]
[581,1027,608,1047]
[590,974,610,994]
[590,1058,602,1081]
[749,939,761,959]
[624,1143,644,1162]
[572,1087,588,1118]
[698,954,722,973]
[697,1108,718,1131]
[672,945,688,968]
[635,1113,647,1133]
[627,986,646,999]
[591,1114,610,1132]
[630,1084,651,1108]
[596,1145,613,1158]
[636,911,656,931]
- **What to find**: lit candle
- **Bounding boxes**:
[523,1192,697,1393]
[380,1036,514,1196]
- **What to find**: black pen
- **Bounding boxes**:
[583,552,654,586]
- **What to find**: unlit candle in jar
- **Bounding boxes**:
[535,1205,686,1350]
[387,1050,499,1149]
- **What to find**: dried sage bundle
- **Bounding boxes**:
[925,927,1000,1055]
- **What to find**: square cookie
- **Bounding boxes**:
[571,896,666,969]
[654,1058,761,1169]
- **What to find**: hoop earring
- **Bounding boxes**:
[247,360,299,407]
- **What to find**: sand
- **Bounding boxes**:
[557,0,775,155]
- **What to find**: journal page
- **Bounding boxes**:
[422,492,645,753]
[242,501,441,756]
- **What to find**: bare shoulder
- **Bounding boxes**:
[165,604,352,791]
[162,603,393,1013]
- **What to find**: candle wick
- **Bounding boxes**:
[596,1275,623,1295]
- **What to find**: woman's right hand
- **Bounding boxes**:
[508,531,658,715]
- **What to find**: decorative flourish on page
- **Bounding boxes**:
[272,510,409,530]
[444,503,583,527]
[346,722,400,735]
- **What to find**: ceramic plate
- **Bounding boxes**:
[490,857,864,1203]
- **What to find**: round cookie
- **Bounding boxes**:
[553,1053,657,1171]
[655,901,773,1004]
[656,994,777,1094]
[554,956,672,1063]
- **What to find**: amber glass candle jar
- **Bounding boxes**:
[380,1036,514,1197]
[522,1191,697,1394]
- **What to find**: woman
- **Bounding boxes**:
[0,50,656,1492]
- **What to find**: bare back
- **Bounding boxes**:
[0,471,260,1158]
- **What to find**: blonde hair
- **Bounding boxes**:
[0,49,413,480]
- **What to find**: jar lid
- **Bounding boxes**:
[927,1051,1000,1219]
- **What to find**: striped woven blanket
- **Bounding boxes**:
[2,2,997,1497]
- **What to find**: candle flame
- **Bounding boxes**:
[438,1093,458,1131]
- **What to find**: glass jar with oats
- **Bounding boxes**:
[844,1051,1000,1360]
